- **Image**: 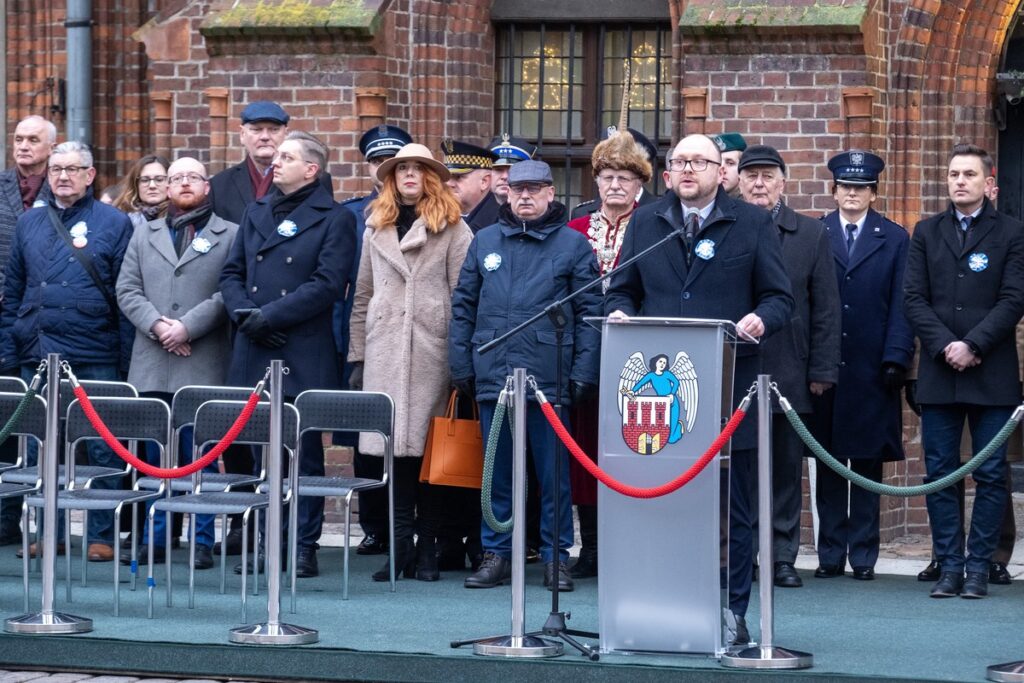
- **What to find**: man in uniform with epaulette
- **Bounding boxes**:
[488,134,537,206]
[336,124,411,558]
[443,140,501,232]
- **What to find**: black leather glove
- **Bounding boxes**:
[881,363,906,394]
[235,308,272,340]
[255,331,288,349]
[570,380,597,406]
[904,379,921,417]
[453,377,475,400]
[348,361,364,391]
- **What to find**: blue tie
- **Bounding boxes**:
[845,223,857,255]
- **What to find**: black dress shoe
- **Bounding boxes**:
[852,566,875,581]
[544,561,574,592]
[729,614,749,647]
[990,562,1012,585]
[295,547,319,578]
[193,545,214,570]
[930,571,964,598]
[464,552,511,588]
[962,571,988,599]
[917,560,941,582]
[214,528,248,556]
[356,534,388,556]
[122,544,166,565]
[814,564,844,578]
[233,554,264,575]
[773,561,802,588]
[569,550,598,579]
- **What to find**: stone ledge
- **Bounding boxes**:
[680,0,868,36]
[200,0,386,39]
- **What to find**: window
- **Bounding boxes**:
[496,23,673,210]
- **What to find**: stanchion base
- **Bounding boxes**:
[988,661,1024,682]
[5,612,92,634]
[473,635,563,658]
[229,622,319,645]
[721,645,813,670]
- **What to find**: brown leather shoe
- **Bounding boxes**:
[87,543,114,562]
[16,542,66,558]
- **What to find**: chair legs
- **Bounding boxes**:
[65,513,72,603]
[20,501,29,614]
[188,513,197,609]
[219,513,227,595]
[113,504,122,616]
[342,494,352,601]
[147,506,157,618]
[240,509,252,623]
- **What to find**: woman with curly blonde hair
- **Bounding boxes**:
[348,143,472,582]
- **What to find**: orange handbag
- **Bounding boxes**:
[419,391,484,489]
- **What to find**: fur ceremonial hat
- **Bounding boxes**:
[591,129,653,183]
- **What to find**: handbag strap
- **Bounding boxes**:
[446,390,479,421]
[46,205,120,325]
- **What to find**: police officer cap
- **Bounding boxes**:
[828,150,885,186]
[359,124,412,161]
[489,134,537,168]
[605,127,659,166]
[738,144,786,174]
[240,100,289,126]
[508,160,553,186]
[442,139,500,175]
[712,132,747,153]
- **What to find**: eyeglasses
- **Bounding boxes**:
[508,183,551,196]
[168,173,207,186]
[138,175,168,186]
[596,173,640,186]
[47,165,87,177]
[666,158,720,172]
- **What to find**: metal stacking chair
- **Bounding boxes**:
[24,396,170,616]
[148,400,299,622]
[288,390,395,604]
[130,385,268,570]
[0,378,31,476]
[0,391,47,612]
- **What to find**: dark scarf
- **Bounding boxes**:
[770,198,783,220]
[396,203,418,242]
[135,200,168,221]
[246,156,274,200]
[271,180,318,223]
[167,201,213,257]
[16,170,45,210]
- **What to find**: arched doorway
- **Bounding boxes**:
[998,10,1024,220]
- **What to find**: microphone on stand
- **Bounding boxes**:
[683,208,700,267]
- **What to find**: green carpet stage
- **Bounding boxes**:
[0,546,1020,682]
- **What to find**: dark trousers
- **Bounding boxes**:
[815,457,883,569]
[922,404,1011,575]
[353,448,389,538]
[296,430,326,549]
[727,447,756,617]
[478,400,572,563]
[757,413,807,564]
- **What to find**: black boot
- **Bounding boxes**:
[373,537,416,582]
[415,536,439,582]
[570,504,598,579]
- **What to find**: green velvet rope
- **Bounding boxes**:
[0,386,36,448]
[480,396,523,534]
[784,406,1020,498]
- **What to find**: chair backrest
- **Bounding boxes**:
[0,377,28,395]
[294,390,394,439]
[65,397,171,447]
[43,379,138,418]
[170,385,267,432]
[0,391,47,445]
[193,400,299,453]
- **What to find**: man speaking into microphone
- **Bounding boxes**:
[605,133,793,645]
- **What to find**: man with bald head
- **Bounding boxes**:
[116,157,239,569]
[606,133,793,646]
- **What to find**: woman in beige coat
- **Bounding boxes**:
[348,143,472,581]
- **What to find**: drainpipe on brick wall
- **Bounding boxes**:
[65,0,92,145]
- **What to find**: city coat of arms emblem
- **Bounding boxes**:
[617,351,699,455]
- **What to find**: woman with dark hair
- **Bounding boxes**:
[348,143,473,581]
[113,155,170,229]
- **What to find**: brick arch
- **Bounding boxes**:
[888,0,1020,226]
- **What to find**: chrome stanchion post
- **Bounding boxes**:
[6,353,92,634]
[721,375,811,669]
[230,360,317,645]
[472,368,562,658]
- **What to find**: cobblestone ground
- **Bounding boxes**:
[0,674,261,682]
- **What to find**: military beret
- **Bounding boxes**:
[712,132,748,154]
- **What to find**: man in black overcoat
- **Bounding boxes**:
[605,134,793,645]
[736,145,840,589]
[220,131,355,577]
[904,143,1024,599]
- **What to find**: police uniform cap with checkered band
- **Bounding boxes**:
[442,139,500,174]
[359,124,412,162]
[827,150,885,185]
[488,134,537,168]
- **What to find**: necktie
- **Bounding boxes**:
[845,223,857,255]
[959,215,972,248]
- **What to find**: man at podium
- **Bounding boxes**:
[605,133,793,643]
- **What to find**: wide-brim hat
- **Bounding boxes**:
[376,143,450,183]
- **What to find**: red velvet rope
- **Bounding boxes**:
[71,385,260,479]
[539,400,746,499]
